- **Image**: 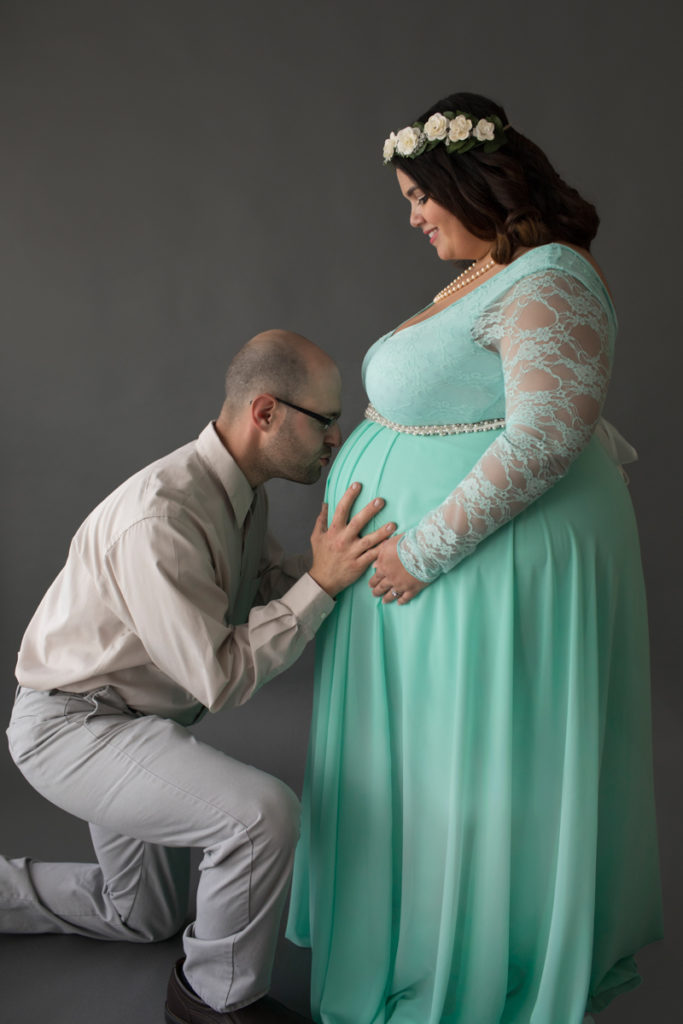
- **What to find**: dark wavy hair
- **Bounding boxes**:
[391,92,599,264]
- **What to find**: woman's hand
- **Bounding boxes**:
[369,535,430,605]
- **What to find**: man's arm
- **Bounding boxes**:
[255,532,311,606]
[102,484,393,712]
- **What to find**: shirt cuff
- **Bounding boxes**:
[281,573,335,638]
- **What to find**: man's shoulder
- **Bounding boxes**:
[140,438,215,508]
[77,435,220,551]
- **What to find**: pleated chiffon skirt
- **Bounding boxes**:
[287,420,662,1024]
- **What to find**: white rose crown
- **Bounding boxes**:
[383,110,507,165]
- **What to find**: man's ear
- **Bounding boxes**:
[249,394,279,433]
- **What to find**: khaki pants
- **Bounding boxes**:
[3,685,300,1012]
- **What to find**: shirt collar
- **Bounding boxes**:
[196,422,255,528]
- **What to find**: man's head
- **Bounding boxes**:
[216,329,342,487]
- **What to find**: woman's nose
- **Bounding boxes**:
[409,205,424,228]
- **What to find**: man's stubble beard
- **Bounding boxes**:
[262,427,327,487]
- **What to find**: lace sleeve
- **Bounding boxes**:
[397,270,612,582]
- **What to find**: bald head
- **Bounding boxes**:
[215,329,342,487]
[221,329,337,420]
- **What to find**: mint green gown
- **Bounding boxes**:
[286,245,662,1024]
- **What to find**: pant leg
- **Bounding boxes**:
[0,824,190,941]
[4,685,300,1012]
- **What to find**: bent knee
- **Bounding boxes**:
[120,872,189,943]
[205,770,301,862]
[126,903,187,942]
[251,775,301,853]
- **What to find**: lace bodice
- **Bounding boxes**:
[362,245,616,583]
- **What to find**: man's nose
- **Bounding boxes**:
[326,423,343,447]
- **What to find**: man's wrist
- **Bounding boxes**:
[307,568,339,599]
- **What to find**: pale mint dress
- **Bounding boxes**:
[286,245,662,1024]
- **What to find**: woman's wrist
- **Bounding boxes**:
[397,531,441,583]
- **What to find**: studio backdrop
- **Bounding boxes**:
[1,2,679,1021]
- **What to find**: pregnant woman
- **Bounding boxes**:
[287,91,662,1024]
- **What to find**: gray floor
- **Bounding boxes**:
[0,842,674,1023]
[1,683,678,1024]
[0,927,670,1023]
[0,927,313,1024]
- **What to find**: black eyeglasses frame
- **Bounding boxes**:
[273,397,339,431]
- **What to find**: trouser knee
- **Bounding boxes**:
[222,774,300,870]
[247,775,301,865]
[128,906,186,943]
[127,885,189,942]
[263,778,301,856]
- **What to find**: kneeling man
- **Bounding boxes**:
[2,330,394,1024]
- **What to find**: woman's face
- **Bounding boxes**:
[395,167,489,263]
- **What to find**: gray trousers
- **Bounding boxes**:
[3,685,300,1012]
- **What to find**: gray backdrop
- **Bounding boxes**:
[1,1,680,1021]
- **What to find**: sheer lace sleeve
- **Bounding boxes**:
[397,270,612,582]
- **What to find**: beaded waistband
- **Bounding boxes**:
[364,403,505,436]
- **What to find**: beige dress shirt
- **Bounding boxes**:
[15,423,335,723]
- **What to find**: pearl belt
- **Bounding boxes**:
[364,403,505,436]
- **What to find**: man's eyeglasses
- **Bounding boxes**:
[274,397,339,431]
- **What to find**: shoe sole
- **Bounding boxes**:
[164,1007,185,1024]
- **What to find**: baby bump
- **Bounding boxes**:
[327,419,505,536]
[327,419,636,557]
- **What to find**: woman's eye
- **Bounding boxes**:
[416,195,428,207]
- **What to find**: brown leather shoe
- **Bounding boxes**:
[165,959,312,1024]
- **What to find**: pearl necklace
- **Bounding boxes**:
[433,257,496,303]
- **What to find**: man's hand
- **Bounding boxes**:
[309,482,396,597]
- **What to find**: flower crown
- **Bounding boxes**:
[382,110,507,164]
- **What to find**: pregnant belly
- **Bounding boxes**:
[327,419,629,558]
[326,419,502,534]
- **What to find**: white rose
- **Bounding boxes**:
[448,115,472,143]
[383,133,397,162]
[396,126,423,157]
[424,113,449,142]
[473,118,496,142]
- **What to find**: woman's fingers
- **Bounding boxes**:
[372,580,393,596]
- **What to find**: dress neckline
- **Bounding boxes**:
[390,243,615,339]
